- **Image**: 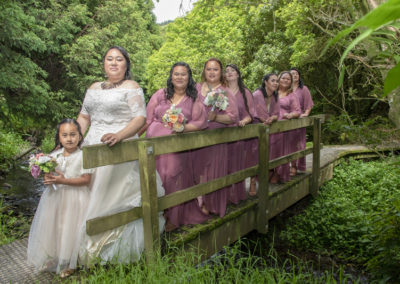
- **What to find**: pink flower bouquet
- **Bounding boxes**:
[28,153,58,179]
[162,104,186,132]
[203,89,229,111]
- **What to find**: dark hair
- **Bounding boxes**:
[165,62,197,101]
[201,57,227,86]
[257,73,278,102]
[278,71,294,93]
[54,118,84,150]
[290,67,304,89]
[103,46,131,80]
[226,64,252,120]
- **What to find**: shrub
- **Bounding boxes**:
[0,129,30,173]
[280,157,400,280]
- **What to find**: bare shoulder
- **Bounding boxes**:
[88,82,102,90]
[124,80,140,89]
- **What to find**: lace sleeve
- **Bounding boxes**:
[126,88,146,118]
[80,91,89,116]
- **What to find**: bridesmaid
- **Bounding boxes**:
[145,62,209,231]
[225,64,256,198]
[252,73,282,184]
[194,58,239,217]
[277,71,301,183]
[290,68,314,175]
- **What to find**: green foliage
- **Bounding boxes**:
[367,190,400,281]
[280,157,400,280]
[40,130,56,154]
[323,0,400,95]
[70,241,356,283]
[0,200,31,245]
[0,0,161,136]
[322,114,398,145]
[145,0,248,95]
[0,128,30,173]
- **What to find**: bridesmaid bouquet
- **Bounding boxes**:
[162,104,186,132]
[203,89,229,111]
[28,153,58,190]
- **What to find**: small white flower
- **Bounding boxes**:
[38,155,51,164]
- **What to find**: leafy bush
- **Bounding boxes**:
[367,190,400,281]
[322,114,397,145]
[280,157,400,280]
[0,200,31,245]
[0,129,30,173]
[40,130,56,154]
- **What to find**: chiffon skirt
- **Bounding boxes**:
[27,185,90,273]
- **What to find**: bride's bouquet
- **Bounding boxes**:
[28,153,58,190]
[203,89,229,111]
[162,104,186,132]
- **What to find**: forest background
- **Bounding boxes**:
[1,0,399,174]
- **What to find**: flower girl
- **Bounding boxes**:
[27,118,93,278]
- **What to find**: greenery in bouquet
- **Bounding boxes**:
[28,153,58,178]
[162,104,186,132]
[203,89,229,111]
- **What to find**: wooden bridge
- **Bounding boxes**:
[1,115,397,283]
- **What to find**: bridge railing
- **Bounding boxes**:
[82,115,324,259]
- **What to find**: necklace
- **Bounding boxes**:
[230,86,239,95]
[101,79,125,90]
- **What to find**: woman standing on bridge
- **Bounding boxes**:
[253,73,282,184]
[145,62,209,232]
[193,58,239,217]
[225,64,256,198]
[76,46,165,265]
[290,68,314,176]
[277,71,301,183]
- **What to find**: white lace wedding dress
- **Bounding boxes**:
[78,84,165,265]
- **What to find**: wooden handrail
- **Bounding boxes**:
[83,116,322,169]
[83,115,325,261]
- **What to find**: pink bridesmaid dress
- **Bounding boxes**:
[293,86,314,171]
[146,89,210,227]
[192,83,239,217]
[278,92,301,182]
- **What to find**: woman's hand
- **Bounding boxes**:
[208,111,217,122]
[238,120,246,127]
[263,117,274,125]
[101,133,121,146]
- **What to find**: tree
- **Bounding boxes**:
[0,0,161,136]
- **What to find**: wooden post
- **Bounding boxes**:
[138,141,160,261]
[256,125,270,234]
[311,118,321,197]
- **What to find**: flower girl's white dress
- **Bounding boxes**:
[77,85,165,265]
[27,148,92,273]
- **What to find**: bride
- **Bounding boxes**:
[76,46,165,265]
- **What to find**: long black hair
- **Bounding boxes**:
[165,62,197,101]
[289,67,304,89]
[103,46,131,80]
[54,118,84,150]
[226,64,252,120]
[257,73,278,102]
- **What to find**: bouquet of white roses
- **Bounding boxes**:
[162,104,186,132]
[203,89,229,111]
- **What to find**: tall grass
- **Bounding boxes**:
[69,240,357,283]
